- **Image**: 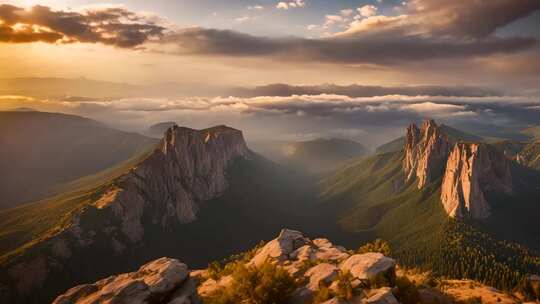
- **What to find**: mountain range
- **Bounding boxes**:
[0,111,157,209]
[0,115,539,303]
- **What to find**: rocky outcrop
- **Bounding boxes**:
[199,229,400,304]
[403,120,450,189]
[53,229,523,304]
[441,143,513,219]
[249,229,311,266]
[52,257,199,304]
[96,125,251,242]
[340,253,396,281]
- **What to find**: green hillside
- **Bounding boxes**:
[281,138,367,175]
[0,145,155,264]
[521,126,540,141]
[319,150,540,291]
[0,111,158,209]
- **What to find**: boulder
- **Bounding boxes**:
[52,258,192,304]
[197,275,233,297]
[340,253,396,281]
[305,263,339,290]
[364,287,399,304]
[249,229,310,266]
[321,297,349,304]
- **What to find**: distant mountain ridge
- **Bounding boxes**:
[145,121,177,138]
[283,138,367,174]
[0,111,157,209]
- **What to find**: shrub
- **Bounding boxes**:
[369,266,396,288]
[204,261,298,304]
[394,276,421,304]
[334,271,354,300]
[515,276,540,301]
[205,241,266,280]
[457,296,482,304]
[313,283,332,304]
[357,239,392,256]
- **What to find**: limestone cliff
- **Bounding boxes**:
[403,120,450,189]
[440,143,513,219]
[93,125,251,242]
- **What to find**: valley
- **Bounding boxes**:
[0,114,539,303]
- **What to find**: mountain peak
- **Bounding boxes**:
[95,124,251,242]
[441,142,513,219]
[403,120,450,188]
[162,125,247,154]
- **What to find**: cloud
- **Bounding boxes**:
[324,15,344,28]
[5,93,540,147]
[247,5,264,11]
[1,1,539,66]
[357,5,378,18]
[405,0,540,38]
[276,1,305,10]
[154,27,535,64]
[153,0,538,64]
[229,84,506,98]
[340,9,354,17]
[0,4,165,47]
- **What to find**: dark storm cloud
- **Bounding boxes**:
[407,0,540,38]
[158,27,536,64]
[0,4,165,47]
[151,0,540,64]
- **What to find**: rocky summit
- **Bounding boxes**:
[403,120,450,189]
[441,143,513,219]
[54,229,525,304]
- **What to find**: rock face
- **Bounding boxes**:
[52,258,199,304]
[249,229,311,266]
[92,125,251,242]
[441,143,513,219]
[403,120,450,189]
[340,253,396,281]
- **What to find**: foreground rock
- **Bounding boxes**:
[54,229,527,304]
[340,253,396,281]
[53,258,199,304]
[441,143,513,219]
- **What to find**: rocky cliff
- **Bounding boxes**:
[93,125,251,242]
[403,120,450,189]
[440,143,513,219]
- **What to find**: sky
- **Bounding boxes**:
[1,0,539,87]
[1,0,540,148]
